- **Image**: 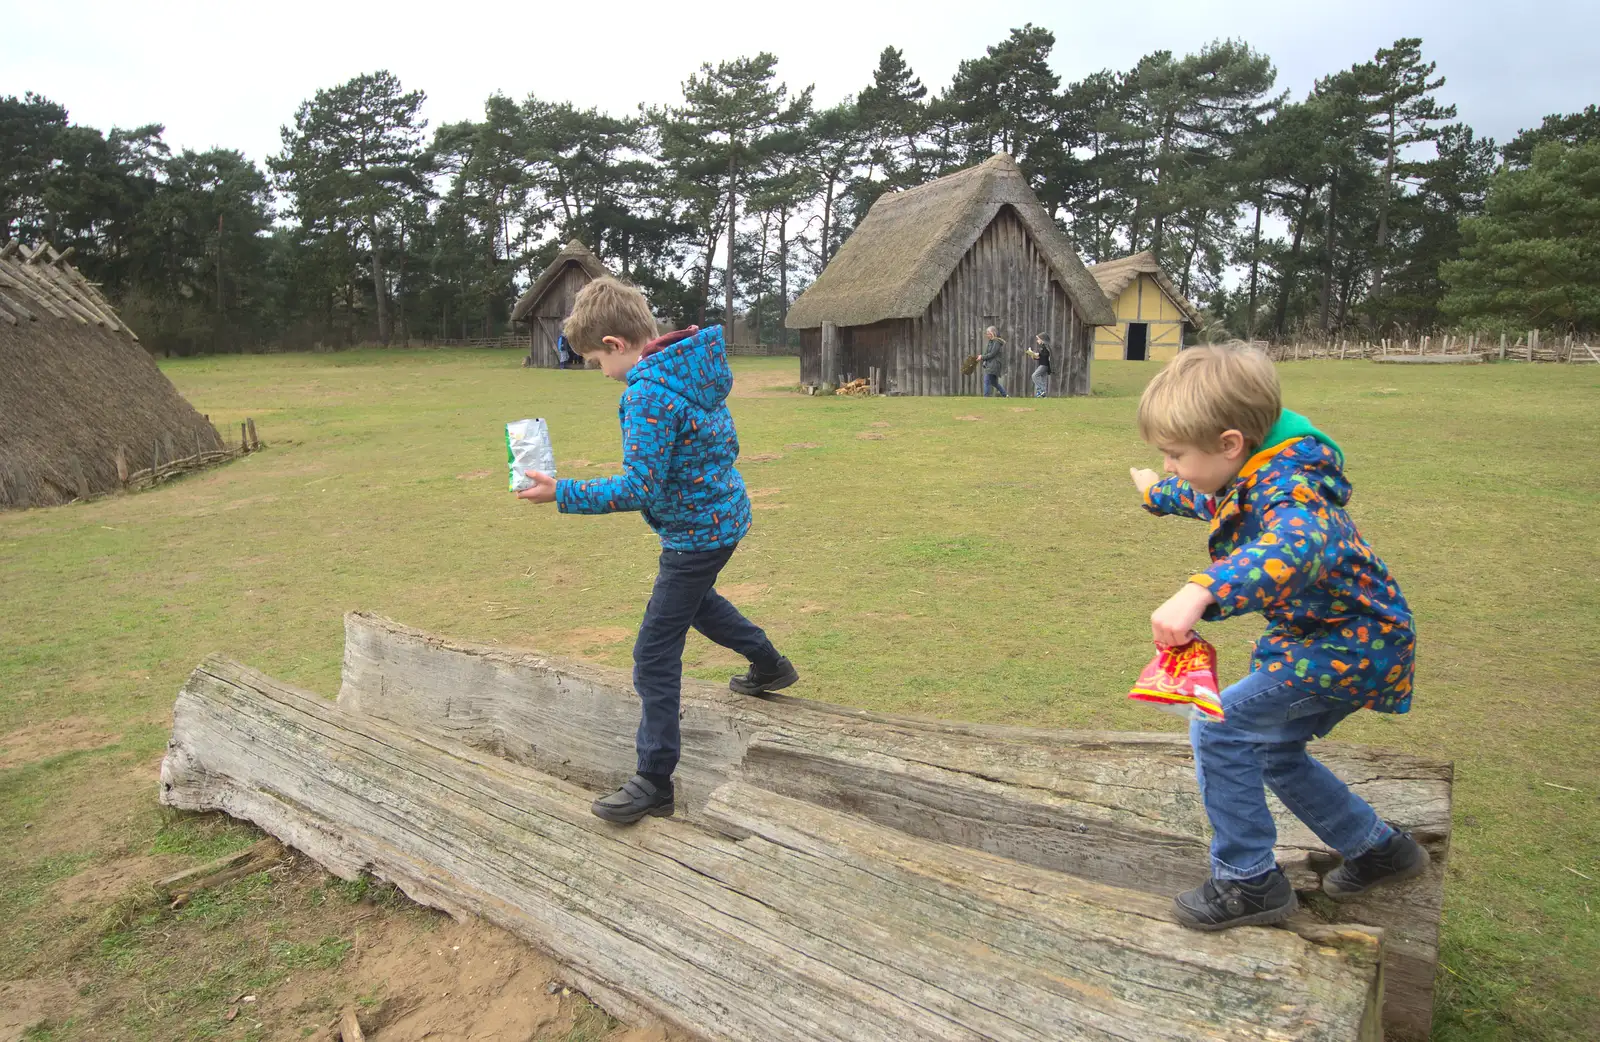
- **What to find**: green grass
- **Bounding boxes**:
[2,350,1597,1039]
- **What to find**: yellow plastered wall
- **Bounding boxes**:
[1092,273,1188,361]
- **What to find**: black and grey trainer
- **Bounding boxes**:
[730,656,799,696]
[1173,870,1299,931]
[590,774,675,824]
[1323,828,1430,899]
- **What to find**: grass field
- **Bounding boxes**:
[2,350,1597,1040]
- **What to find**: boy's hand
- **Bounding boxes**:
[1130,467,1160,497]
[1151,582,1215,646]
[516,471,557,504]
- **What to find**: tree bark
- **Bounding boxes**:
[1320,171,1339,333]
[369,219,391,346]
[1273,186,1314,338]
[778,201,790,339]
[1372,110,1397,297]
[1246,199,1263,341]
[163,648,1391,1042]
[724,154,738,330]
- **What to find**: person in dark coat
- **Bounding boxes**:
[980,326,1008,397]
[1026,333,1051,398]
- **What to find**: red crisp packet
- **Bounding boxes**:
[1128,637,1225,721]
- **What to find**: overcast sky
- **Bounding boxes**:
[4,0,1595,166]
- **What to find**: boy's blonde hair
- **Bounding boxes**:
[563,277,656,354]
[1137,346,1281,451]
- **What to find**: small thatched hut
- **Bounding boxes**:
[511,239,613,368]
[0,241,226,509]
[785,154,1115,396]
[1087,251,1202,362]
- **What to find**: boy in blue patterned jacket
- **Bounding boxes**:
[517,278,797,824]
[1129,346,1427,930]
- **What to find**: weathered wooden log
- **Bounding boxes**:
[163,656,1384,1042]
[337,612,1449,1040]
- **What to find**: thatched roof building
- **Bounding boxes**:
[786,154,1114,396]
[1086,251,1201,361]
[0,241,225,509]
[511,239,614,368]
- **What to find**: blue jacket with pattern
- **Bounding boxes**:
[1143,411,1416,712]
[555,325,751,552]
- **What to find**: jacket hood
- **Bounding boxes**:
[1242,409,1350,506]
[629,325,733,409]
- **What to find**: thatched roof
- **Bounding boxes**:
[786,154,1115,329]
[510,239,611,323]
[1,240,224,509]
[1087,251,1203,326]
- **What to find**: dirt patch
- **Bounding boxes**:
[336,915,679,1042]
[454,469,493,480]
[562,459,593,469]
[1008,407,1036,413]
[0,716,118,770]
[797,603,828,614]
[954,415,982,422]
[566,627,633,647]
[55,853,182,911]
[716,583,769,602]
[784,442,822,450]
[751,503,788,511]
[869,421,891,428]
[855,432,885,441]
[742,453,784,463]
[0,978,78,1042]
[746,488,782,499]
[731,367,801,399]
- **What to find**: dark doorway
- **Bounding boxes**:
[1125,322,1149,361]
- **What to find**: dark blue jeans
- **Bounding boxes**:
[982,373,1008,397]
[1191,668,1393,880]
[635,543,779,776]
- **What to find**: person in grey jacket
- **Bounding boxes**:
[980,326,1008,397]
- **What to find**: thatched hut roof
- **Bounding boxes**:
[0,240,224,509]
[786,154,1115,330]
[1086,251,1203,326]
[510,239,611,323]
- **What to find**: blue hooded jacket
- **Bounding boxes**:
[1143,410,1415,713]
[555,325,752,551]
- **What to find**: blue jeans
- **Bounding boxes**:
[634,544,779,775]
[1190,668,1393,880]
[1031,365,1048,398]
[982,373,1008,397]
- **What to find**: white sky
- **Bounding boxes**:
[4,0,1596,168]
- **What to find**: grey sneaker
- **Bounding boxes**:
[1323,827,1430,899]
[1173,870,1299,931]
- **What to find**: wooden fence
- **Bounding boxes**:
[1265,330,1600,364]
[726,342,798,357]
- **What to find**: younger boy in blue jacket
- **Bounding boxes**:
[518,278,797,823]
[1130,345,1428,930]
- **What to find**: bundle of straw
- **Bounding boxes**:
[960,354,981,376]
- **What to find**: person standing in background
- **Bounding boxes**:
[980,326,1008,397]
[1026,333,1051,398]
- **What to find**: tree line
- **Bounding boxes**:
[2,27,1596,355]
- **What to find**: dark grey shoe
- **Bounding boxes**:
[1173,870,1298,931]
[1323,827,1430,899]
[590,774,674,824]
[730,656,798,696]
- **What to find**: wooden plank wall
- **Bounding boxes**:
[798,328,822,384]
[527,264,595,368]
[905,207,1089,396]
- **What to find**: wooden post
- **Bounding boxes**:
[240,422,248,452]
[246,418,258,449]
[152,439,160,473]
[820,321,839,389]
[1499,333,1507,360]
[115,445,128,486]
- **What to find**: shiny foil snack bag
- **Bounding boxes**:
[506,418,556,492]
[1128,636,1225,722]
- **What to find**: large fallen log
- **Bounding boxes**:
[162,655,1384,1042]
[337,612,1451,1040]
